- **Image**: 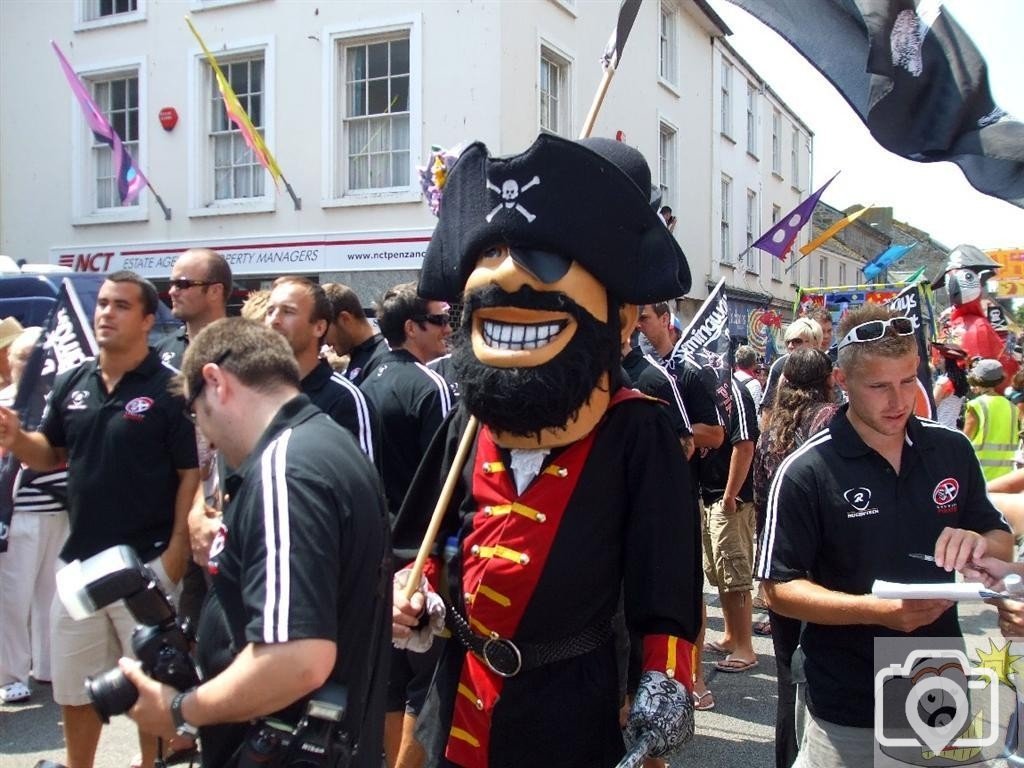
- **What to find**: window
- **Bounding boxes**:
[746,82,757,156]
[839,261,847,285]
[540,46,571,137]
[92,74,140,209]
[659,5,678,86]
[720,175,732,263]
[77,0,144,28]
[771,109,781,174]
[342,35,411,192]
[819,255,829,287]
[771,204,782,280]
[209,56,266,201]
[84,0,136,18]
[791,126,801,189]
[658,122,677,211]
[720,60,733,137]
[745,189,758,271]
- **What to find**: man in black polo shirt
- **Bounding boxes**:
[0,271,199,768]
[757,303,1012,767]
[323,281,391,385]
[122,318,390,768]
[266,276,378,462]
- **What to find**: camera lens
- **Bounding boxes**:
[85,668,139,723]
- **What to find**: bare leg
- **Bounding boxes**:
[138,730,157,767]
[395,713,426,768]
[719,590,756,664]
[384,711,403,768]
[62,704,102,768]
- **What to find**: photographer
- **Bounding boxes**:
[121,319,391,768]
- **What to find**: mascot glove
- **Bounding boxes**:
[392,567,446,653]
[624,671,694,759]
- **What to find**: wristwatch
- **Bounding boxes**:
[171,689,199,738]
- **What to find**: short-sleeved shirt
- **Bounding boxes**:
[697,376,760,503]
[154,328,188,369]
[301,359,380,463]
[733,369,763,411]
[359,349,454,517]
[622,349,692,438]
[756,408,1010,727]
[41,350,198,562]
[345,333,390,386]
[197,396,390,768]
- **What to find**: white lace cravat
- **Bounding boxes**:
[508,447,551,495]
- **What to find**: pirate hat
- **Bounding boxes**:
[931,243,1001,290]
[419,133,691,304]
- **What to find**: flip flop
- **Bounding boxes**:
[692,689,715,711]
[702,640,733,655]
[715,657,758,673]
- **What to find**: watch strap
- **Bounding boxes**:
[171,689,199,737]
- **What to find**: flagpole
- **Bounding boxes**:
[146,180,172,220]
[281,175,301,210]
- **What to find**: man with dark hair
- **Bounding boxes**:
[359,281,452,768]
[758,303,1013,767]
[267,276,378,462]
[323,282,391,385]
[122,318,391,768]
[0,271,199,768]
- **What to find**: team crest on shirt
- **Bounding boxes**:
[932,477,960,514]
[67,390,90,410]
[160,350,176,366]
[843,487,879,518]
[207,522,228,575]
[123,396,154,421]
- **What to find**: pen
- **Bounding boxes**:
[908,553,936,563]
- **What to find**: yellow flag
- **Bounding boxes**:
[799,205,872,256]
[185,17,283,185]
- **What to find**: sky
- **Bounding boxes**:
[706,0,1024,251]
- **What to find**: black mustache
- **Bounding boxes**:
[461,284,586,320]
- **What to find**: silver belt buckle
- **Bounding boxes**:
[481,636,523,677]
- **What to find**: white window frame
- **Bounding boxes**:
[322,15,422,208]
[538,38,574,138]
[721,174,732,264]
[839,260,848,285]
[819,254,829,287]
[791,126,802,191]
[188,36,276,217]
[189,0,265,10]
[771,204,783,280]
[720,59,733,138]
[746,81,758,157]
[75,0,146,31]
[771,109,782,175]
[659,3,679,90]
[70,56,149,226]
[548,0,578,15]
[745,189,758,271]
[658,118,678,213]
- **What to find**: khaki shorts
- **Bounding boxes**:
[52,555,179,706]
[701,498,756,593]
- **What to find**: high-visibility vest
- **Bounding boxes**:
[966,394,1020,480]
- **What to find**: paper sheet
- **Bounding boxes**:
[871,580,998,601]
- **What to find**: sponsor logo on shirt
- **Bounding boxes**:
[932,477,960,514]
[160,350,176,366]
[67,390,90,411]
[123,396,154,421]
[347,366,362,381]
[208,522,228,575]
[844,486,879,518]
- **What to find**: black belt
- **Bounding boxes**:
[446,606,613,678]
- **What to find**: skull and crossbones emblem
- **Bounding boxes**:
[486,175,541,223]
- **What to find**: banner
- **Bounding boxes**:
[885,282,936,420]
[670,278,732,414]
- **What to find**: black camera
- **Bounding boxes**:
[56,545,200,722]
[233,682,353,768]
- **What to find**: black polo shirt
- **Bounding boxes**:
[426,353,461,400]
[624,351,692,439]
[759,353,787,413]
[757,408,1009,728]
[41,349,198,562]
[664,354,722,430]
[359,349,453,518]
[302,359,380,463]
[697,376,759,504]
[196,396,390,768]
[155,327,188,370]
[345,333,390,386]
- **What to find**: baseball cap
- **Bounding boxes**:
[969,358,1005,386]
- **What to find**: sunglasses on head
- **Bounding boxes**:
[184,350,232,424]
[169,278,216,291]
[418,313,451,327]
[837,317,915,351]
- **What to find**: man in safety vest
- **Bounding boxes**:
[964,358,1020,481]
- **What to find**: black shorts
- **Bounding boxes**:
[386,639,446,715]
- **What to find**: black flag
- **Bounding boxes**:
[727,0,1024,207]
[601,0,643,70]
[670,278,733,415]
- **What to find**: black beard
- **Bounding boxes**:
[451,284,620,440]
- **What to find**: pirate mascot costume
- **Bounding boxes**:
[392,134,702,768]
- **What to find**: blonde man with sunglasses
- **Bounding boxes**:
[756,303,1012,768]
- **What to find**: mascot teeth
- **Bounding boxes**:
[483,320,566,350]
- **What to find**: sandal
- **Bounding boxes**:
[692,689,715,711]
[0,681,30,703]
[714,657,759,673]
[702,640,733,655]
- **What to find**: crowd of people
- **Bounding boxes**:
[1,133,1023,768]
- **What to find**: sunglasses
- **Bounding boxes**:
[837,317,916,351]
[418,313,451,327]
[184,350,232,424]
[169,278,216,291]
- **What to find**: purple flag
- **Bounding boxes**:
[752,173,837,261]
[52,41,147,205]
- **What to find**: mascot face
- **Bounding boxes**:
[944,268,983,307]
